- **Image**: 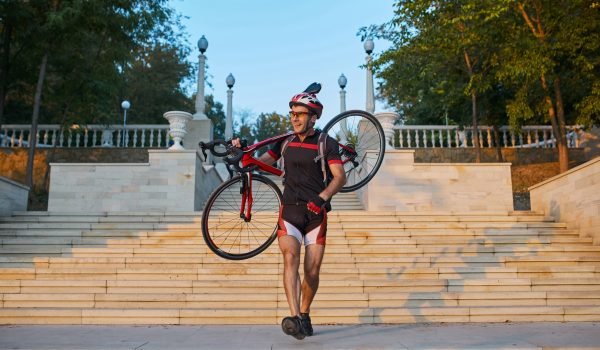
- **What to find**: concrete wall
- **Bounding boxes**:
[48,150,199,212]
[360,150,514,212]
[530,157,600,244]
[0,176,29,216]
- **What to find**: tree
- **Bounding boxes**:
[362,0,600,171]
[204,94,226,139]
[498,0,600,172]
[252,112,291,142]
[0,0,193,205]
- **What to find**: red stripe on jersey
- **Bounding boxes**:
[288,142,318,150]
[267,149,280,160]
[328,159,342,165]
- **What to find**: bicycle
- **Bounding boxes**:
[199,109,386,260]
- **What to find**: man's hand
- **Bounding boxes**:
[307,195,326,215]
[231,138,242,148]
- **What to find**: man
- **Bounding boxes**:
[234,84,346,339]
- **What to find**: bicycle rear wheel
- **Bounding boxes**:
[202,174,282,260]
[323,110,386,192]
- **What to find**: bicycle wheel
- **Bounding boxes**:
[202,174,282,260]
[323,109,386,192]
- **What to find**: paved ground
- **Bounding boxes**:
[1,323,599,349]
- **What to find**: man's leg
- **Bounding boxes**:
[300,243,325,314]
[278,235,301,316]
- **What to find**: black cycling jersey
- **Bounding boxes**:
[268,130,342,207]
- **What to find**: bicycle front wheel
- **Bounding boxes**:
[202,174,282,260]
[323,110,386,192]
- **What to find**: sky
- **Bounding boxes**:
[169,0,395,126]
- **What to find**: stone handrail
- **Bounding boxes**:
[1,123,582,149]
[0,124,170,148]
[392,125,582,148]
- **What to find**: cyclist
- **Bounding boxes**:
[233,85,346,339]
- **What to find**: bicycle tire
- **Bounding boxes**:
[323,110,386,192]
[202,174,282,260]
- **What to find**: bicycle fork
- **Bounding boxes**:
[239,172,253,222]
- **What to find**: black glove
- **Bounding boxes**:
[307,195,326,215]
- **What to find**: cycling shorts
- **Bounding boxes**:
[277,204,327,246]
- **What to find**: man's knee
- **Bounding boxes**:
[281,248,300,264]
[304,264,321,282]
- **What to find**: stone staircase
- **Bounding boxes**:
[1,209,600,325]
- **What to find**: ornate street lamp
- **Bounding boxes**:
[121,100,130,147]
[338,73,347,113]
[194,35,209,120]
[225,73,235,140]
[364,38,375,114]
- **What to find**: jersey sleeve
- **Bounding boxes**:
[268,139,283,161]
[325,135,342,166]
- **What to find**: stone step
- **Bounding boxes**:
[4,291,600,309]
[0,305,598,324]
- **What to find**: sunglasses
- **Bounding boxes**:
[288,111,312,118]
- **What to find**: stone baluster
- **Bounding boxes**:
[415,129,421,148]
[84,129,89,147]
[534,129,540,148]
[438,129,444,148]
[140,129,146,147]
[75,132,81,147]
[478,129,484,147]
[116,130,122,147]
[431,129,435,148]
[487,129,492,147]
[407,130,412,147]
[503,129,508,147]
[149,129,154,147]
[398,129,404,148]
[446,129,451,148]
[133,129,138,147]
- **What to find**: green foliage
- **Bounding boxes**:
[0,0,195,127]
[204,95,226,139]
[361,0,600,129]
[252,112,291,142]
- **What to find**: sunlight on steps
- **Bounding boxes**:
[0,210,600,324]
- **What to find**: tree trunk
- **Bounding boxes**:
[0,22,12,130]
[26,53,48,207]
[540,74,568,173]
[554,77,569,172]
[493,125,503,162]
[517,1,569,172]
[471,91,481,162]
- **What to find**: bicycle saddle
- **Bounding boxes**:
[303,82,321,94]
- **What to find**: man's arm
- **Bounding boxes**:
[318,163,346,201]
[232,138,277,165]
[257,152,276,166]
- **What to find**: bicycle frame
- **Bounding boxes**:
[207,130,358,222]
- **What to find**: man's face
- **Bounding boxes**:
[289,105,316,134]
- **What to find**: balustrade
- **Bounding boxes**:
[392,125,581,149]
[0,124,170,148]
[0,123,583,149]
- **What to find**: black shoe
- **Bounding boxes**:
[281,316,306,340]
[300,313,313,336]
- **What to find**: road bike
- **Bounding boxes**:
[199,109,385,260]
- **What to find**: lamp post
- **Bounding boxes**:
[225,73,235,140]
[194,35,208,120]
[364,38,375,114]
[338,73,347,113]
[121,100,130,147]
